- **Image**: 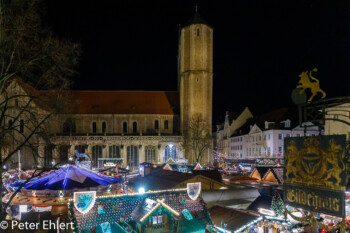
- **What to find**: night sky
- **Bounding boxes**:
[45,0,350,124]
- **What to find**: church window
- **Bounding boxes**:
[127,145,138,170]
[165,145,176,162]
[133,122,137,133]
[92,145,102,167]
[123,122,127,134]
[109,145,121,158]
[44,145,53,168]
[92,122,97,134]
[145,146,156,163]
[164,120,168,129]
[102,122,106,133]
[75,145,86,153]
[63,118,76,135]
[59,145,70,162]
[155,120,159,130]
[197,28,200,36]
[20,119,24,133]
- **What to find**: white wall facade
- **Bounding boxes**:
[230,121,321,160]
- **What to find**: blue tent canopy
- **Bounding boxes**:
[7,180,26,192]
[24,165,122,190]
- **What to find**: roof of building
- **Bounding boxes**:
[247,195,272,212]
[271,167,284,184]
[128,169,195,191]
[192,169,223,183]
[226,111,241,123]
[128,169,225,191]
[8,79,180,115]
[183,12,211,28]
[209,206,259,232]
[70,190,211,232]
[231,107,299,136]
[67,91,179,115]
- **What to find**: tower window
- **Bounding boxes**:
[197,28,200,36]
[92,122,97,134]
[155,120,159,130]
[8,120,13,129]
[133,122,137,133]
[123,122,127,134]
[102,122,106,133]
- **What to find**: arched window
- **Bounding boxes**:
[127,145,138,170]
[59,145,70,162]
[109,145,121,158]
[102,122,106,134]
[92,122,97,134]
[75,145,86,153]
[165,145,177,162]
[123,122,127,134]
[44,145,53,167]
[132,122,137,133]
[164,120,168,130]
[63,118,76,135]
[92,145,102,167]
[8,119,13,129]
[154,120,159,130]
[197,28,200,36]
[19,119,24,133]
[145,146,156,163]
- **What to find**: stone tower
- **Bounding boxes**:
[179,12,213,162]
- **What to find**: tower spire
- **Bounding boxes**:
[195,3,198,13]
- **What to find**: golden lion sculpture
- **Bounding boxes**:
[297,68,326,102]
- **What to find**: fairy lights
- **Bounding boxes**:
[139,198,180,223]
[140,202,161,222]
[158,199,180,216]
[258,208,275,216]
[68,188,188,202]
[234,216,263,233]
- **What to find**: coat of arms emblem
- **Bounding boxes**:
[187,182,201,200]
[74,191,96,214]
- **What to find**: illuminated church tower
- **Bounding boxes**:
[179,10,213,162]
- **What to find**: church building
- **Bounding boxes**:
[4,12,213,170]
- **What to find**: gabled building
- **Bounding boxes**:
[69,189,214,233]
[216,107,253,156]
[228,107,322,162]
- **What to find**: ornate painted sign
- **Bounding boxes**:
[74,191,96,214]
[284,135,346,217]
[187,182,201,200]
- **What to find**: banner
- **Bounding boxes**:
[284,135,346,217]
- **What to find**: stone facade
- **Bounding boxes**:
[3,13,214,170]
[180,23,213,133]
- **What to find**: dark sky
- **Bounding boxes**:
[45,0,350,124]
